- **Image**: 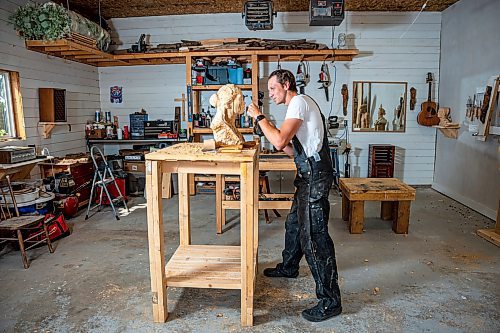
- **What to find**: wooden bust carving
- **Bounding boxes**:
[209,84,245,146]
[359,98,370,129]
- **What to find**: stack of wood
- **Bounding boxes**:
[67,32,97,49]
[119,38,328,54]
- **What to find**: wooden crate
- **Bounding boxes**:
[368,144,395,178]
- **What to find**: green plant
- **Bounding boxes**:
[9,1,70,41]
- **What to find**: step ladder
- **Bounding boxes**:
[85,146,129,220]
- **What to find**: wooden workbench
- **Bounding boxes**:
[0,156,52,181]
[216,156,296,234]
[145,143,259,326]
[339,178,416,234]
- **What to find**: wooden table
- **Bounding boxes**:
[339,178,416,234]
[145,143,259,326]
[215,156,296,234]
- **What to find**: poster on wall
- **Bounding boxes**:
[110,86,123,104]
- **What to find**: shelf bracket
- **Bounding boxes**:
[433,125,460,139]
[39,122,71,139]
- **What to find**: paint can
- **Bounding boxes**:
[95,110,101,122]
[105,111,112,123]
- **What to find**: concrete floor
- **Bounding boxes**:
[0,188,498,332]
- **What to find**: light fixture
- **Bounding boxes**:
[242,0,277,31]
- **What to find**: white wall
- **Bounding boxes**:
[0,0,98,159]
[101,11,442,185]
[433,0,500,219]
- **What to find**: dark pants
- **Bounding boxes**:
[280,171,341,306]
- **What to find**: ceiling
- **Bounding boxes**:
[54,0,460,20]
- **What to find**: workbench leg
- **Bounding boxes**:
[146,161,167,322]
[188,174,196,196]
[393,201,411,234]
[162,173,172,199]
[216,174,223,234]
[178,173,191,245]
[240,161,256,326]
[342,194,350,222]
[349,201,364,234]
[380,201,394,220]
[253,162,259,274]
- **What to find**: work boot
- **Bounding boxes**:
[263,263,299,278]
[301,299,342,322]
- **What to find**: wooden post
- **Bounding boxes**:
[349,201,364,234]
[146,160,167,322]
[240,161,256,326]
[216,174,223,234]
[342,195,350,221]
[393,201,411,234]
[162,173,172,199]
[380,201,393,220]
[178,172,191,245]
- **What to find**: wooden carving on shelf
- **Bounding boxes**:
[209,84,245,146]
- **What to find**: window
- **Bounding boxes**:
[0,69,25,140]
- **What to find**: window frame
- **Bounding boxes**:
[0,69,26,141]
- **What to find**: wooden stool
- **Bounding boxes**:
[339,178,416,234]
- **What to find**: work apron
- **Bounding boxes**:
[280,114,341,306]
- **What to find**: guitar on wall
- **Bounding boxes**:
[417,72,440,126]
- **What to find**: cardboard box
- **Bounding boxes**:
[124,161,145,173]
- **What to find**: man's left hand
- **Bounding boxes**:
[247,102,261,119]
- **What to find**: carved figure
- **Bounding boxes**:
[359,98,369,129]
[374,104,387,131]
[438,107,459,127]
[410,87,416,110]
[209,84,245,146]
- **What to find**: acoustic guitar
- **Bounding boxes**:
[417,72,440,126]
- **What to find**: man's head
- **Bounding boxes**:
[268,69,298,105]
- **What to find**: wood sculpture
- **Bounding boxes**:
[341,84,349,116]
[209,84,245,146]
[374,104,388,131]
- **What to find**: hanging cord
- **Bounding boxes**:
[331,26,336,49]
[327,63,337,118]
[98,0,102,27]
[66,0,70,10]
[400,0,429,39]
[41,147,56,180]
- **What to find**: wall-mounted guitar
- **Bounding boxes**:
[417,72,440,126]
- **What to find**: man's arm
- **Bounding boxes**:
[248,103,302,151]
[282,143,294,157]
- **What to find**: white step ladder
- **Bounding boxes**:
[85,146,129,220]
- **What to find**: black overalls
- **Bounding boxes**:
[279,114,341,308]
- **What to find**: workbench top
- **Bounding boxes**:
[145,142,257,162]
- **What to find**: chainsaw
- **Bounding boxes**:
[318,62,331,101]
[296,61,310,95]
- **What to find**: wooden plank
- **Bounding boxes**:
[161,173,172,199]
[9,71,26,140]
[216,174,223,234]
[339,178,416,201]
[342,195,350,222]
[148,143,257,163]
[476,229,500,247]
[349,201,364,234]
[178,172,191,246]
[146,160,167,322]
[381,201,394,220]
[162,160,241,175]
[393,201,411,234]
[165,245,243,289]
[240,161,255,326]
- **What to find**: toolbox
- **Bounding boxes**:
[0,146,36,164]
[144,120,177,138]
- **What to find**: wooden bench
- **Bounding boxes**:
[339,178,416,234]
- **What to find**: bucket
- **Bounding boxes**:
[35,192,55,215]
[228,67,243,85]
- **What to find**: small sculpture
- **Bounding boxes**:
[359,98,369,129]
[209,84,245,146]
[374,104,388,131]
[341,84,349,116]
[438,107,459,127]
[410,87,417,110]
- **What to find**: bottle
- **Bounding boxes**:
[117,128,123,140]
[206,109,212,128]
[200,108,206,128]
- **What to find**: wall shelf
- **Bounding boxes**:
[25,39,359,67]
[192,84,253,90]
[433,125,460,139]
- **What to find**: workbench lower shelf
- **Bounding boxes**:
[165,245,257,289]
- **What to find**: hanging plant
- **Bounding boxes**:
[9,1,71,41]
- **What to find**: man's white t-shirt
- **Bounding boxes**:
[285,95,324,158]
